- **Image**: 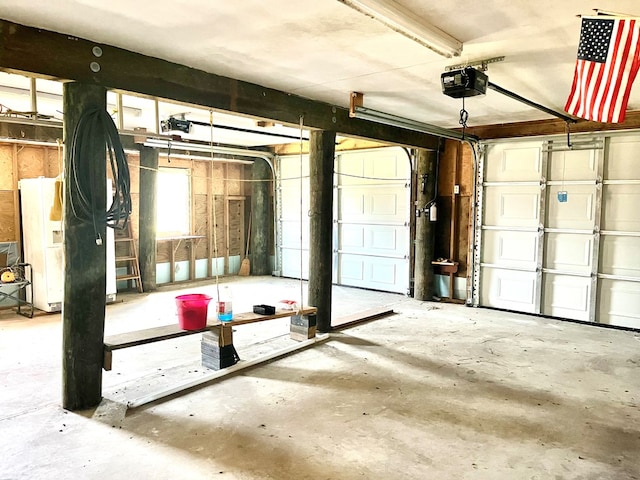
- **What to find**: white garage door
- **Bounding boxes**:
[278,153,310,280]
[599,135,640,329]
[476,134,640,329]
[277,147,411,294]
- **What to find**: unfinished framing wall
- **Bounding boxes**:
[0,140,256,286]
[151,155,252,284]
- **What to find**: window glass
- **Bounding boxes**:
[157,167,191,237]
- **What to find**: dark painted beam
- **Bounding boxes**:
[413,149,437,301]
[0,19,439,150]
[308,130,336,332]
[251,158,271,275]
[138,145,158,291]
[62,82,107,410]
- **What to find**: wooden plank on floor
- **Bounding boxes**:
[331,307,395,330]
[104,307,317,350]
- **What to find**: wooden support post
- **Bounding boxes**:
[62,82,107,411]
[138,145,158,291]
[414,148,437,301]
[251,158,271,275]
[308,130,336,332]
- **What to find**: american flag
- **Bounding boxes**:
[564,16,640,123]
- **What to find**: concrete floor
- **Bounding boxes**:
[1,276,639,479]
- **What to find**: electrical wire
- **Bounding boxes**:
[67,106,131,244]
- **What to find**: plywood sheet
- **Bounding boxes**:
[193,194,209,259]
[17,146,46,179]
[460,144,474,197]
[212,163,225,195]
[0,190,16,242]
[0,145,14,190]
[129,193,140,240]
[192,161,208,195]
[213,197,225,253]
[157,241,171,263]
[44,146,63,178]
[229,199,243,255]
[438,141,457,196]
[226,163,242,196]
[127,154,140,195]
[159,156,190,169]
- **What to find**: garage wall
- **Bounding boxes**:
[0,140,251,290]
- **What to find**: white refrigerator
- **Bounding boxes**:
[19,177,117,312]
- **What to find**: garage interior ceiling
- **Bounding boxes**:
[2,0,640,139]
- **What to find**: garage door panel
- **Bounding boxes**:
[280,186,309,220]
[340,253,407,293]
[606,136,640,179]
[544,233,593,274]
[546,185,596,230]
[337,151,404,185]
[480,268,537,313]
[280,155,310,177]
[482,230,538,269]
[542,274,591,321]
[598,279,640,329]
[339,187,407,223]
[280,248,310,280]
[602,185,640,231]
[484,186,540,227]
[281,221,309,248]
[600,236,640,278]
[333,147,410,294]
[340,224,407,256]
[485,143,542,182]
[548,149,597,181]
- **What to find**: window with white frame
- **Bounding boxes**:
[157,167,191,237]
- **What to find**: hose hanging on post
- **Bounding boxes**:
[67,106,131,243]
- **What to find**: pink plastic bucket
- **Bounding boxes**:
[175,294,212,330]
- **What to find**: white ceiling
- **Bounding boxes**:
[1,0,640,134]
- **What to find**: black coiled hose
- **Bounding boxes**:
[67,107,131,241]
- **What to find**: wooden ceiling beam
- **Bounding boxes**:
[0,19,439,150]
[466,111,640,140]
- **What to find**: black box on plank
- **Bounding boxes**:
[253,304,276,315]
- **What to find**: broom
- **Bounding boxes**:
[238,213,251,276]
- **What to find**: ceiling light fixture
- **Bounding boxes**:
[340,0,462,57]
[349,92,478,142]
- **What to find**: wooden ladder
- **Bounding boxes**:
[115,222,143,293]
